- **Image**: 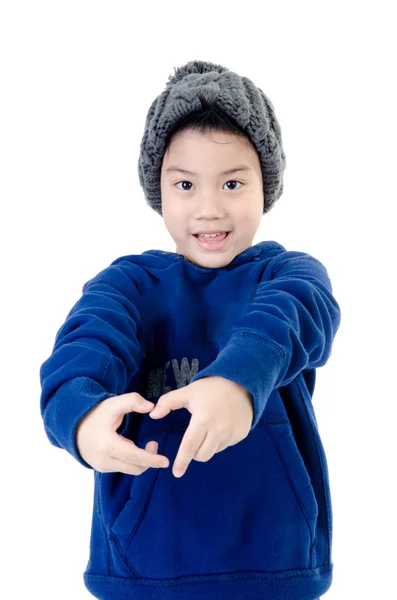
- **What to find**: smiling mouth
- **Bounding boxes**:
[192,231,231,250]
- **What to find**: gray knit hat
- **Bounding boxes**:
[138,59,286,216]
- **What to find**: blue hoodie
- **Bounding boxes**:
[39,240,341,600]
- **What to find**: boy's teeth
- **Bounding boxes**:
[198,232,225,238]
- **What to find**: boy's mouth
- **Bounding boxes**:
[192,231,230,251]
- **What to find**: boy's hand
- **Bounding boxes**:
[75,393,170,474]
[149,376,254,478]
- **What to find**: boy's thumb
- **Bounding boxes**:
[134,393,154,410]
[116,392,154,415]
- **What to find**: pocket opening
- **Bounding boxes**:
[266,422,318,534]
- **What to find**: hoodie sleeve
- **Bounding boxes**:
[39,268,145,468]
[191,251,342,430]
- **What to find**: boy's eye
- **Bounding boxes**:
[175,180,242,191]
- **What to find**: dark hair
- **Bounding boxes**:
[163,98,255,156]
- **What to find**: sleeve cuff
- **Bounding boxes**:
[42,376,118,469]
[191,331,286,430]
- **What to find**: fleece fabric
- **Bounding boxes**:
[39,240,341,600]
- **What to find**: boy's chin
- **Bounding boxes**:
[182,251,234,269]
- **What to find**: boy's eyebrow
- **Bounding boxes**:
[164,165,253,176]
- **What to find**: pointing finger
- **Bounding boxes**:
[173,418,207,478]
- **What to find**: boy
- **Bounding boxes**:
[40,59,341,600]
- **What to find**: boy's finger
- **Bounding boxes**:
[146,440,158,453]
[111,435,169,469]
[173,419,207,478]
[150,391,186,419]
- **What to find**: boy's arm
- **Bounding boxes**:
[191,251,342,430]
[39,267,145,468]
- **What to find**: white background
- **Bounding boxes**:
[1,1,396,598]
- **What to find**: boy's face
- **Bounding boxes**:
[160,129,264,269]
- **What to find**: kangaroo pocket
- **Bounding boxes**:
[109,419,318,579]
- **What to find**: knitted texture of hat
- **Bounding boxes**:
[137,59,286,216]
